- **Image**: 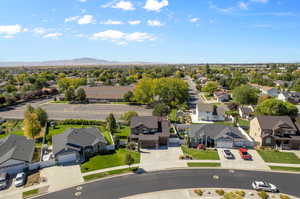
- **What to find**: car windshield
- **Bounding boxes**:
[16,176,23,181]
[0,179,5,183]
[242,152,248,155]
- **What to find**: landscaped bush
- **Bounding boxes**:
[258,191,269,199]
[57,119,105,126]
[222,192,244,199]
[216,189,225,196]
[279,194,290,199]
[235,190,246,197]
[194,189,203,196]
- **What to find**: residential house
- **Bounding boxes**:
[129,116,170,148]
[0,135,35,174]
[214,91,230,102]
[196,103,228,121]
[187,124,254,148]
[250,84,279,97]
[80,85,135,103]
[239,106,254,120]
[249,116,300,150]
[278,91,300,104]
[52,127,107,164]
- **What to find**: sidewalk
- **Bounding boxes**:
[0,183,49,199]
[81,164,140,176]
[267,163,300,168]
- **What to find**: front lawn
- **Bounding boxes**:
[238,119,250,127]
[23,189,39,199]
[181,146,220,160]
[269,166,300,172]
[0,120,24,139]
[187,162,221,167]
[80,149,140,173]
[258,150,300,164]
[83,167,138,181]
[213,121,234,126]
[114,126,131,140]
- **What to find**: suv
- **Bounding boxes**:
[15,172,26,187]
[222,149,234,159]
[0,173,8,190]
[252,181,279,193]
[239,148,252,160]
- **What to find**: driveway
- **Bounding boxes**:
[140,146,186,171]
[40,165,84,192]
[217,149,270,171]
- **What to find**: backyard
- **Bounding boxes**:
[80,148,140,173]
[258,150,300,164]
[181,146,220,160]
[0,120,24,139]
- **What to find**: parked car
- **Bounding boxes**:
[239,148,252,160]
[0,173,8,190]
[222,149,234,159]
[15,172,26,187]
[252,181,279,193]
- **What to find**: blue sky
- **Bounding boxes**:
[0,0,300,63]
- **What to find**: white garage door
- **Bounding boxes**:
[57,153,78,164]
[216,141,233,148]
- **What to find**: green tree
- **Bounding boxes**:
[232,85,259,105]
[106,113,117,133]
[123,91,134,102]
[152,103,171,117]
[76,88,87,102]
[64,87,76,101]
[35,107,48,127]
[124,153,134,168]
[202,81,219,96]
[120,111,138,123]
[255,99,298,118]
[24,111,41,139]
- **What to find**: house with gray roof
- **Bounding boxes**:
[0,134,35,174]
[187,124,253,148]
[196,103,228,122]
[249,116,300,150]
[129,116,170,148]
[52,127,107,164]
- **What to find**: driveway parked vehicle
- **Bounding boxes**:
[239,148,252,160]
[15,172,26,187]
[252,181,279,193]
[0,173,8,190]
[222,149,234,159]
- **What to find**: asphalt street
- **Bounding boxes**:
[36,169,300,199]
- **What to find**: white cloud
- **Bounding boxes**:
[102,0,135,11]
[91,29,155,44]
[0,24,26,35]
[250,0,268,3]
[78,15,95,24]
[238,2,249,10]
[79,0,87,2]
[209,2,234,13]
[128,20,141,25]
[43,33,63,39]
[100,19,123,25]
[33,27,48,35]
[65,16,80,23]
[3,35,15,39]
[144,0,168,12]
[190,18,200,23]
[147,20,164,27]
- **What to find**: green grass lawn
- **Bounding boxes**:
[169,109,178,123]
[213,121,234,126]
[0,120,24,139]
[80,149,140,173]
[269,166,300,172]
[181,146,220,160]
[114,126,131,140]
[238,119,250,127]
[83,167,138,181]
[22,189,39,199]
[258,150,300,164]
[187,162,221,167]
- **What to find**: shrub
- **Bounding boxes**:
[194,189,203,196]
[222,192,244,199]
[216,189,225,196]
[280,194,290,199]
[57,119,105,126]
[235,191,246,197]
[179,155,185,160]
[258,191,269,199]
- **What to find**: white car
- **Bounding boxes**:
[252,181,279,193]
[15,172,26,187]
[222,149,234,159]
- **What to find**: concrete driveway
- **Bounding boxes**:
[140,146,186,171]
[217,149,270,170]
[40,165,84,192]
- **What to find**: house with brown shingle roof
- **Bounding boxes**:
[129,116,170,148]
[80,85,135,102]
[249,116,300,149]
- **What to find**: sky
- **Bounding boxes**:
[0,0,300,63]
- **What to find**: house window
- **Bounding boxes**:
[265,137,272,144]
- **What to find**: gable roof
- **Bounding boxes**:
[52,127,107,155]
[256,116,297,131]
[0,134,35,165]
[188,124,245,140]
[130,116,159,129]
[240,106,253,115]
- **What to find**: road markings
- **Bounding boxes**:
[75,192,82,196]
[76,186,82,191]
[213,175,219,180]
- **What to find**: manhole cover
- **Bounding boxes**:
[76,186,82,191]
[75,192,82,197]
[213,175,219,180]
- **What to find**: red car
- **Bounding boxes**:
[239,148,252,160]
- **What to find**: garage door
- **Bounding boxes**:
[216,141,233,148]
[57,153,78,164]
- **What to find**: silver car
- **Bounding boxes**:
[222,149,234,159]
[0,173,8,190]
[252,181,279,193]
[15,172,26,187]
